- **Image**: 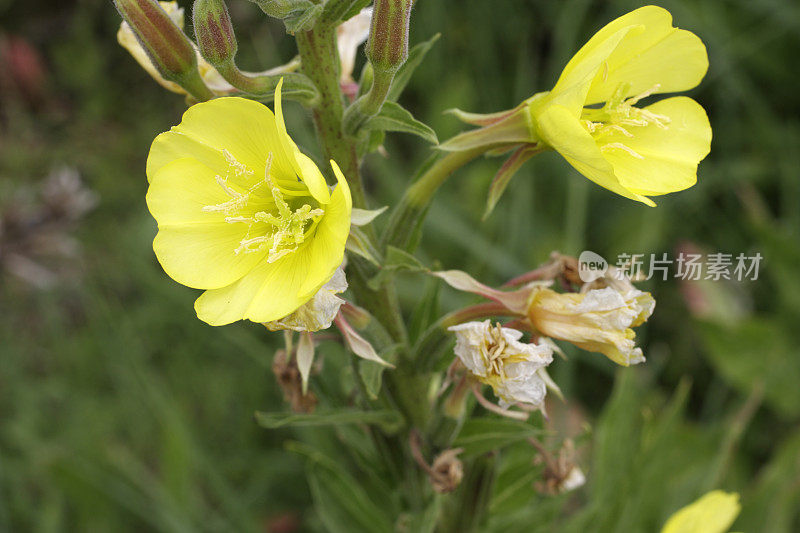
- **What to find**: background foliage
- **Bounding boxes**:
[1,0,799,531]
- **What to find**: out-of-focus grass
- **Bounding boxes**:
[1,0,799,531]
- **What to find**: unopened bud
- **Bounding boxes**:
[366,0,412,75]
[249,0,314,19]
[193,0,238,68]
[114,0,197,82]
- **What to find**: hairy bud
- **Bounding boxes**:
[114,0,197,81]
[365,0,413,75]
[193,0,238,67]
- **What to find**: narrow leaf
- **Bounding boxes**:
[351,206,388,226]
[346,227,383,266]
[453,418,545,457]
[255,409,401,429]
[484,145,540,220]
[365,101,438,144]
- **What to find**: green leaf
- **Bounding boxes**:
[736,429,800,531]
[307,462,395,533]
[357,129,386,158]
[401,496,442,533]
[388,34,441,102]
[484,146,540,220]
[247,72,319,104]
[364,101,438,144]
[699,318,800,417]
[346,227,383,267]
[453,418,545,457]
[357,343,401,399]
[408,277,441,344]
[367,245,427,290]
[358,360,386,400]
[254,409,402,429]
[321,0,372,23]
[283,3,323,33]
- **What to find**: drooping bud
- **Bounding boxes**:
[249,0,315,19]
[365,0,412,75]
[193,0,238,68]
[114,0,212,99]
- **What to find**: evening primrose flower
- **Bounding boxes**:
[442,6,712,206]
[449,320,553,409]
[527,285,654,366]
[661,491,741,533]
[146,80,352,326]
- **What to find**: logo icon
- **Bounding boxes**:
[578,250,608,282]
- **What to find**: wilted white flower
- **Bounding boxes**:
[448,320,553,409]
[527,285,655,366]
[265,267,347,332]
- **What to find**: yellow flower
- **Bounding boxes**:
[145,80,352,326]
[661,491,741,533]
[526,285,654,366]
[442,6,711,206]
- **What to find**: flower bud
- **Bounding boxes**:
[365,0,412,75]
[114,0,198,82]
[249,0,314,19]
[193,0,238,68]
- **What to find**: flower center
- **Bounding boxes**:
[203,151,324,262]
[580,82,670,159]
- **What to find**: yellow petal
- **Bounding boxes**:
[661,491,740,533]
[274,79,331,204]
[146,158,232,225]
[153,223,264,290]
[147,130,230,182]
[536,104,655,206]
[584,6,708,105]
[298,160,352,297]
[168,97,296,181]
[146,159,265,289]
[194,162,352,325]
[602,97,711,196]
[548,24,638,115]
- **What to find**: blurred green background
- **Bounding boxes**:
[1,0,799,531]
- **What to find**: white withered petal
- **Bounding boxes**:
[448,320,553,408]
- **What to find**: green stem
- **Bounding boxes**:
[295,26,366,208]
[383,147,488,251]
[295,24,407,346]
[343,68,395,135]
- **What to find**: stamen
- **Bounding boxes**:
[601,143,644,159]
[203,151,325,261]
[599,124,633,137]
[623,84,661,107]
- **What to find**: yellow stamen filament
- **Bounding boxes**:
[601,142,644,159]
[202,152,325,261]
[580,82,671,145]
